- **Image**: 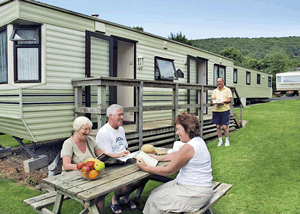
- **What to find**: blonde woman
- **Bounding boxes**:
[61,116,105,212]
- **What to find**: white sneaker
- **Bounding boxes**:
[225,140,230,146]
[217,141,223,146]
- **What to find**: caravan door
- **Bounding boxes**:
[112,37,136,124]
[85,31,113,126]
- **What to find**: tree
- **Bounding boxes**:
[220,47,245,64]
[262,51,289,75]
[261,51,289,89]
[133,26,144,31]
[168,31,193,46]
[247,58,264,71]
[286,59,300,71]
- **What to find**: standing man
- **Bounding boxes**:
[96,104,144,213]
[210,77,232,146]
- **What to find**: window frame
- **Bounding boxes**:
[268,76,272,87]
[12,25,41,83]
[214,64,226,85]
[0,26,8,84]
[277,76,281,83]
[246,71,251,85]
[257,73,261,84]
[154,56,177,82]
[233,68,238,83]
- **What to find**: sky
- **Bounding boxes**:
[26,0,300,40]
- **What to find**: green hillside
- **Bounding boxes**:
[191,36,300,60]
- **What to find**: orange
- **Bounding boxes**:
[89,170,99,180]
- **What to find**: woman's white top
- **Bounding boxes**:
[175,137,213,187]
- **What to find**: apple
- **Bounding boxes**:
[81,165,90,173]
[77,162,85,170]
[85,161,95,170]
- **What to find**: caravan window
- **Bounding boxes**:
[11,26,41,83]
[246,71,251,85]
[233,69,238,83]
[155,57,176,81]
[214,64,226,85]
[268,76,272,87]
[0,27,7,84]
[257,74,261,84]
[277,76,281,83]
[282,75,300,83]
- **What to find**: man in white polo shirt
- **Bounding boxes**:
[96,104,145,213]
[210,77,232,146]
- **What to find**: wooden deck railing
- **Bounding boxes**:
[72,77,243,149]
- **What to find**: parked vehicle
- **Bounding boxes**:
[276,71,300,96]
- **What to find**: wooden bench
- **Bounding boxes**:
[23,191,69,214]
[184,181,232,214]
[24,181,231,214]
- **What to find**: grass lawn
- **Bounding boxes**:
[0,134,32,147]
[0,99,299,213]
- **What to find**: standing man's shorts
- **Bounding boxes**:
[211,110,230,126]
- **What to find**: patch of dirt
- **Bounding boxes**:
[0,140,64,191]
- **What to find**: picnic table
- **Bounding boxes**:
[27,159,159,214]
[24,149,232,214]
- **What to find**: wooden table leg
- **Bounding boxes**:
[52,192,64,214]
[88,204,101,214]
[87,194,107,214]
[79,207,89,214]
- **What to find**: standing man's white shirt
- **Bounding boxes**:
[96,123,128,154]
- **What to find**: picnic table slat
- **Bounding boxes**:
[42,170,81,185]
[58,164,138,192]
[23,191,57,205]
[42,162,135,190]
[185,183,232,214]
[40,208,55,214]
[77,169,150,201]
[212,181,220,189]
[67,165,139,195]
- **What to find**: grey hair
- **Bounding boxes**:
[107,104,123,117]
[73,116,93,132]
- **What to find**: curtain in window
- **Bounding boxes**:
[219,67,225,81]
[0,30,7,83]
[246,73,250,84]
[233,70,237,83]
[214,65,218,85]
[17,48,39,81]
[90,36,110,110]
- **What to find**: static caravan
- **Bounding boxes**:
[0,0,271,143]
[232,65,272,105]
[276,71,300,96]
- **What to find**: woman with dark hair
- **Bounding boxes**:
[137,112,213,214]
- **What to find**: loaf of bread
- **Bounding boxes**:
[141,144,156,154]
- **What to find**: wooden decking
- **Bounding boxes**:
[90,114,213,136]
[90,113,240,151]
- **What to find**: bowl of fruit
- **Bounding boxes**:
[77,158,105,180]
